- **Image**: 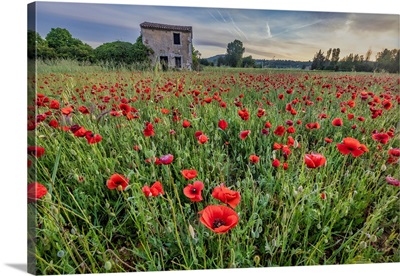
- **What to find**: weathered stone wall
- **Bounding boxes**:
[141,28,192,69]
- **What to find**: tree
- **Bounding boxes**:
[225,39,245,67]
[217,56,225,67]
[28,30,57,60]
[94,37,152,65]
[94,41,136,64]
[311,49,325,70]
[192,45,201,71]
[376,48,399,73]
[45,27,94,61]
[242,55,256,68]
[45,28,74,51]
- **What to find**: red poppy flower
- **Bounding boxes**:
[336,137,368,157]
[272,159,280,168]
[261,128,269,135]
[387,156,399,165]
[305,122,320,130]
[211,184,241,208]
[159,154,174,165]
[218,119,228,130]
[181,169,197,180]
[324,137,333,143]
[28,146,45,158]
[48,119,58,128]
[79,106,90,114]
[183,181,204,202]
[85,131,102,144]
[197,134,209,144]
[286,126,296,133]
[239,130,251,140]
[332,118,343,127]
[110,111,121,117]
[287,136,295,147]
[265,122,272,128]
[27,182,48,203]
[119,103,131,115]
[273,125,285,136]
[372,133,390,144]
[161,108,170,114]
[382,99,392,110]
[388,148,400,157]
[143,122,155,137]
[283,162,289,170]
[195,130,203,139]
[145,156,160,164]
[107,174,129,191]
[28,120,36,131]
[249,155,259,164]
[304,153,326,168]
[71,125,88,137]
[61,106,73,115]
[49,100,60,109]
[142,181,164,197]
[238,108,250,121]
[182,120,191,128]
[198,205,239,233]
[347,113,354,120]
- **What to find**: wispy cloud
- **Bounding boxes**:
[33,2,399,61]
[265,21,272,38]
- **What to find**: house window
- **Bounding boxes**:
[173,33,181,45]
[175,57,182,68]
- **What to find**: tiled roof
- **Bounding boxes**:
[140,22,192,32]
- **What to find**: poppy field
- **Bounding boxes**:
[28,64,400,274]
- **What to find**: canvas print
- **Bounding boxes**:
[27,1,399,275]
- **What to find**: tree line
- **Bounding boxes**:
[311,48,399,73]
[28,28,153,65]
[29,28,398,73]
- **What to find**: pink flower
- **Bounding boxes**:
[159,154,174,165]
[386,176,400,187]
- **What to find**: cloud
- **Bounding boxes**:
[265,22,272,38]
[34,3,399,61]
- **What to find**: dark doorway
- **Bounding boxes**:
[160,56,168,71]
[175,57,182,69]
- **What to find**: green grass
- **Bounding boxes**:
[28,61,400,274]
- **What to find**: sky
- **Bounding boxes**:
[28,1,399,61]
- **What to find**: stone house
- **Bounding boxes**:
[140,21,193,70]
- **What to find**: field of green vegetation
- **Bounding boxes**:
[27,61,399,274]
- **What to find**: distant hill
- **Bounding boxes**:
[205,54,226,64]
[205,54,312,69]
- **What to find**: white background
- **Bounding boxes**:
[0,0,399,275]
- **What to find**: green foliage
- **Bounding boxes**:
[217,56,225,67]
[311,49,326,70]
[242,55,256,68]
[376,48,399,73]
[225,39,245,67]
[192,45,201,71]
[312,47,399,73]
[94,36,152,67]
[44,28,94,61]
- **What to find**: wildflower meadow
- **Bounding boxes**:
[28,62,399,274]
